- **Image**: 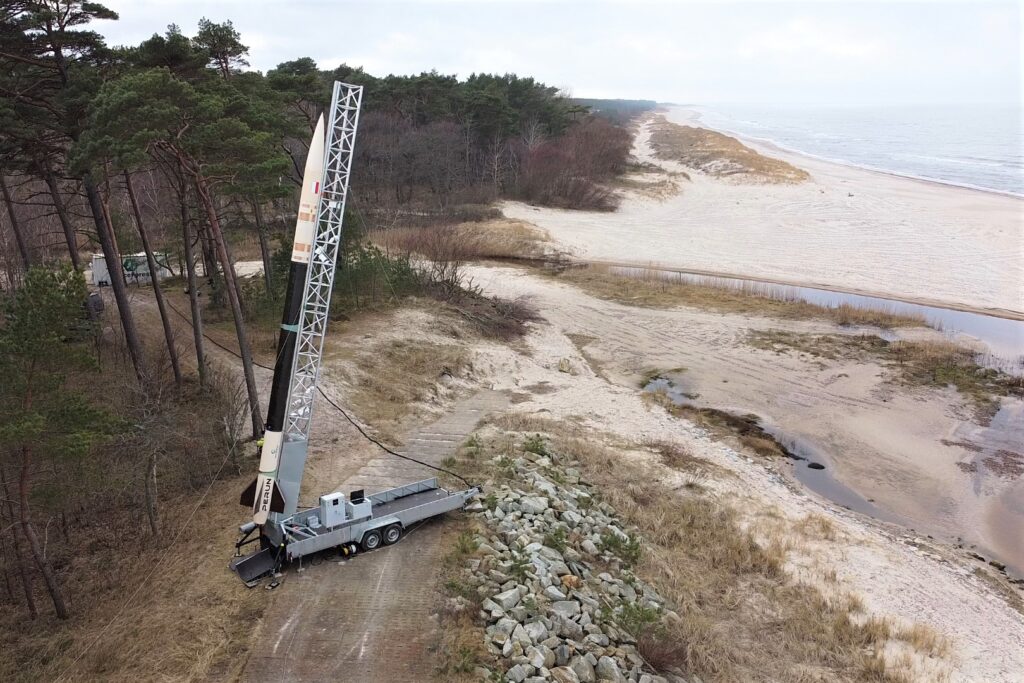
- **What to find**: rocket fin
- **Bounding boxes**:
[240,477,258,507]
[270,482,286,513]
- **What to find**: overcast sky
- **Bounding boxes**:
[94,1,1021,106]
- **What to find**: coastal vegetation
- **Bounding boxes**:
[747,331,1024,420]
[0,0,634,639]
[437,416,949,682]
[648,114,810,182]
[550,262,926,327]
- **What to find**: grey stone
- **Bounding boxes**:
[507,663,529,682]
[493,617,518,635]
[495,587,522,610]
[556,615,584,639]
[581,539,600,555]
[595,656,625,682]
[526,645,546,669]
[552,667,582,683]
[544,585,568,601]
[524,620,548,643]
[551,600,581,618]
[550,560,572,576]
[570,655,596,683]
[512,623,532,645]
[562,510,584,527]
[520,496,549,515]
[555,643,572,667]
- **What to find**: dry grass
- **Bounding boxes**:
[372,218,554,262]
[554,264,926,328]
[644,390,795,460]
[612,173,683,200]
[347,336,470,430]
[747,329,892,360]
[433,521,496,681]
[747,332,1023,420]
[892,623,950,659]
[648,115,809,183]
[460,415,947,682]
[642,438,730,479]
[0,473,265,683]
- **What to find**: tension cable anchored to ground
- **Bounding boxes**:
[163,299,476,489]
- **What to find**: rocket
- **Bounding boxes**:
[240,114,326,525]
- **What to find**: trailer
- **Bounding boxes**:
[230,82,480,586]
[232,478,479,584]
[91,252,172,287]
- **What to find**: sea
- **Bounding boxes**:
[693,104,1024,196]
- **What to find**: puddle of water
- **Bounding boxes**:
[756,420,905,526]
[645,375,1024,579]
[645,376,903,524]
[613,266,1024,371]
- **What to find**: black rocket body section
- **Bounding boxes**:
[242,114,326,525]
[265,260,308,433]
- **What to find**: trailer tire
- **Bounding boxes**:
[382,524,403,545]
[361,529,382,551]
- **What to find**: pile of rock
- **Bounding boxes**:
[458,442,690,683]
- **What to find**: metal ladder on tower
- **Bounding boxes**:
[262,81,363,543]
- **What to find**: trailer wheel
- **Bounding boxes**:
[382,524,403,545]
[361,529,382,551]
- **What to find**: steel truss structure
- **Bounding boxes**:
[284,82,363,440]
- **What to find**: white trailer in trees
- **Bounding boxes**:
[91,252,172,287]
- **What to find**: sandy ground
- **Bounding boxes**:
[503,109,1024,316]
[456,263,1024,681]
[466,264,1024,577]
[133,264,1023,680]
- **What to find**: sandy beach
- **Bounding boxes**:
[504,107,1024,316]
[458,261,1024,681]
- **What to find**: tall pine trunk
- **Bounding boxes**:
[84,173,146,380]
[43,166,80,270]
[0,170,31,269]
[198,221,223,307]
[0,530,14,605]
[124,171,181,388]
[193,175,263,439]
[252,200,273,294]
[0,465,36,619]
[19,445,68,619]
[180,192,208,388]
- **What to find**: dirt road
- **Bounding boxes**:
[241,390,506,682]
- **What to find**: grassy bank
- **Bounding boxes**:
[552,263,926,328]
[648,115,809,183]
[439,415,948,681]
[748,331,1023,420]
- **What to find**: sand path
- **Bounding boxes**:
[503,110,1024,315]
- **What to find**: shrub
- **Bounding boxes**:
[599,530,643,567]
[523,434,549,456]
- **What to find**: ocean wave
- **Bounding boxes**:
[692,105,1024,196]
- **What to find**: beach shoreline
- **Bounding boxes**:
[504,110,1024,316]
[673,105,1024,200]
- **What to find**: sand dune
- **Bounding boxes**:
[503,108,1024,315]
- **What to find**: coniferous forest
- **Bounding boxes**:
[0,0,648,645]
